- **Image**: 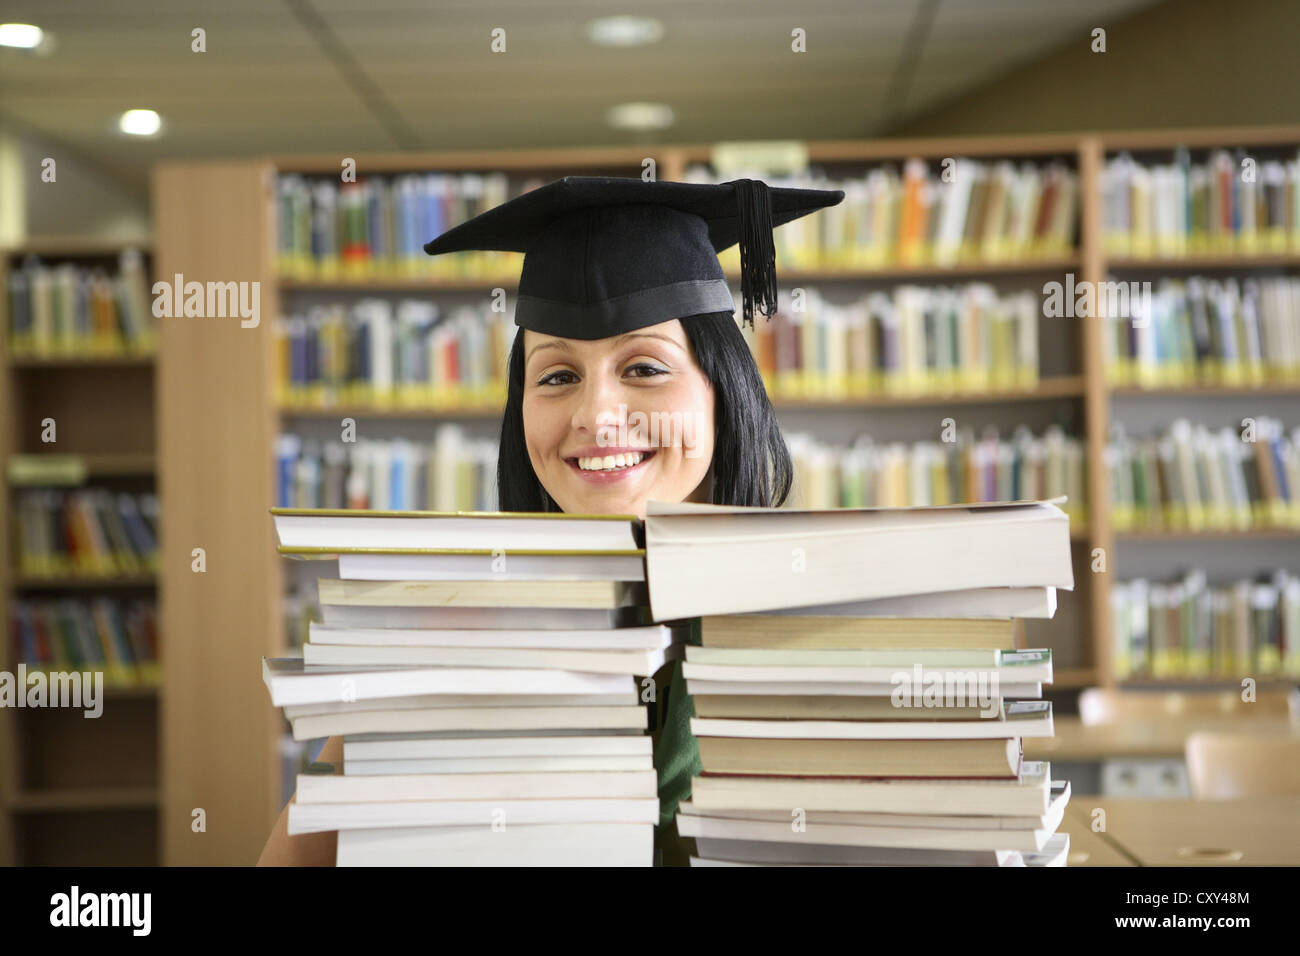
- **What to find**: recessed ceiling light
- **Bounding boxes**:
[586,16,664,47]
[119,109,162,137]
[0,23,43,48]
[606,102,674,131]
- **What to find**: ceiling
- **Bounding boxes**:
[0,0,1165,191]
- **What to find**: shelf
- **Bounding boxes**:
[1116,529,1300,541]
[1051,667,1098,689]
[7,453,156,485]
[12,573,157,590]
[1106,253,1300,270]
[1117,677,1299,689]
[278,257,1082,291]
[2,237,153,257]
[773,376,1085,408]
[8,353,155,369]
[9,787,159,813]
[1110,382,1300,396]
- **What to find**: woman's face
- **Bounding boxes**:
[522,319,715,519]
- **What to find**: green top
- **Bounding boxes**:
[652,619,703,830]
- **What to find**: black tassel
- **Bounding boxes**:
[729,178,778,330]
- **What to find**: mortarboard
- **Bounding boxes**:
[422,176,844,340]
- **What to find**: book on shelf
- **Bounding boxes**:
[787,424,1087,528]
[1102,147,1300,258]
[275,300,512,409]
[637,496,1073,867]
[1109,417,1299,532]
[13,489,159,578]
[1104,276,1300,388]
[737,283,1040,400]
[10,597,160,687]
[266,507,666,866]
[1111,569,1300,680]
[4,249,154,357]
[684,159,1078,270]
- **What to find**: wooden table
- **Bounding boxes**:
[1062,797,1300,866]
[1025,716,1300,761]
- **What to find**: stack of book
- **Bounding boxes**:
[645,498,1076,867]
[264,509,674,866]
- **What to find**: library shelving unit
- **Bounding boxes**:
[1095,126,1300,692]
[153,127,1300,865]
[0,238,160,866]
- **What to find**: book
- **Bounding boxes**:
[307,622,674,649]
[645,498,1073,620]
[341,734,653,761]
[342,754,654,775]
[689,701,1053,739]
[694,737,1022,778]
[271,507,640,552]
[687,760,1055,816]
[295,769,658,804]
[290,799,659,835]
[335,822,653,867]
[685,679,1043,698]
[699,615,1016,650]
[301,642,675,675]
[314,578,647,610]
[289,704,650,741]
[676,813,1054,852]
[261,658,636,706]
[333,549,645,581]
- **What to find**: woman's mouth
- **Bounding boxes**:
[564,450,655,483]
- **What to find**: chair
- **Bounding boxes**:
[1185,732,1300,798]
[1079,687,1300,725]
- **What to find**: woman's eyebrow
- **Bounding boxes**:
[617,332,683,350]
[525,339,572,364]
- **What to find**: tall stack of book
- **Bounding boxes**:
[645,498,1075,867]
[264,509,674,866]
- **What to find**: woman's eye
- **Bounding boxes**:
[537,370,577,386]
[626,363,667,378]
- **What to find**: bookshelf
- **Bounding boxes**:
[0,238,160,867]
[152,127,1300,864]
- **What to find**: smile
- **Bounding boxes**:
[564,450,655,481]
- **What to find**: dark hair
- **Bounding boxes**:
[497,312,792,512]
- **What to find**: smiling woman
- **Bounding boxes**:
[257,174,844,866]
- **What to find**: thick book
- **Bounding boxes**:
[343,754,654,775]
[692,695,992,721]
[319,604,636,630]
[284,691,638,719]
[308,621,675,650]
[681,647,1052,685]
[757,587,1058,619]
[261,657,635,706]
[316,578,647,610]
[328,550,646,582]
[688,760,1054,815]
[271,507,640,553]
[688,838,1022,866]
[301,642,677,676]
[700,615,1016,650]
[689,701,1052,739]
[342,734,653,762]
[335,822,653,867]
[685,679,1042,698]
[290,704,648,741]
[676,812,1055,852]
[296,768,658,804]
[290,798,660,835]
[645,498,1073,620]
[695,736,1022,778]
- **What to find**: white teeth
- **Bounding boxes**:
[577,452,645,471]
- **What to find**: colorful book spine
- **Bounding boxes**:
[275,428,498,512]
[277,172,527,280]
[276,301,512,409]
[1105,276,1300,387]
[737,283,1039,399]
[1112,570,1300,679]
[5,249,154,357]
[685,158,1077,271]
[1109,418,1300,532]
[13,490,160,579]
[1103,148,1300,257]
[10,598,160,686]
[785,424,1086,528]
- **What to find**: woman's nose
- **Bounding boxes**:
[570,374,626,439]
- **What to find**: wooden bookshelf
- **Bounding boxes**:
[152,126,1300,865]
[0,243,161,867]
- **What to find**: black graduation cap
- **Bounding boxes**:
[422,176,844,340]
